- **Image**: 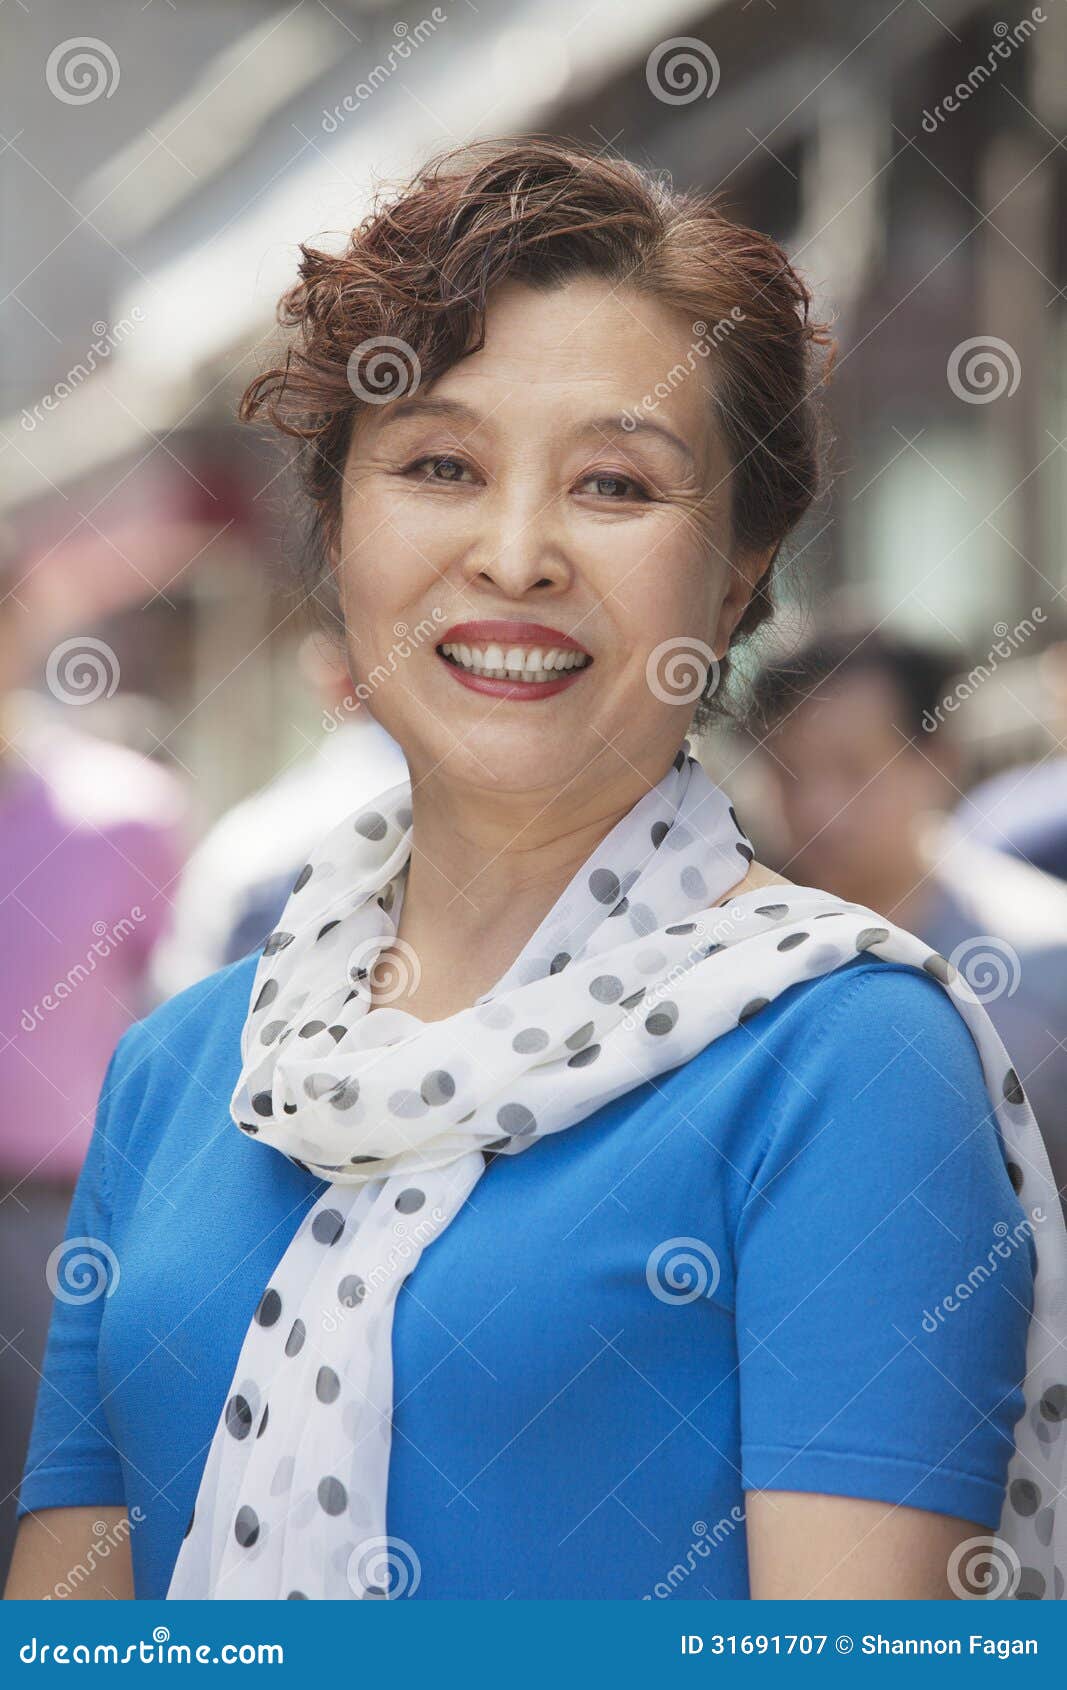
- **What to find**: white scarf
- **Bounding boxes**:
[166,743,1067,1602]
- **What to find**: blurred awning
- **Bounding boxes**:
[1,0,725,516]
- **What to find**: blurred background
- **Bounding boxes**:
[3,0,1067,1577]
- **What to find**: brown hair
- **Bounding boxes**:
[240,134,836,731]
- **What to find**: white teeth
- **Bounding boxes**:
[439,639,590,683]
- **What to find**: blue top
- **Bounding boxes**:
[17,950,1032,1600]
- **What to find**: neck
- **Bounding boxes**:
[397,744,685,951]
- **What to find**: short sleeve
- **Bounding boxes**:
[15,1041,128,1518]
[735,961,1033,1530]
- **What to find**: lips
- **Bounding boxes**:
[434,618,593,701]
[437,620,591,654]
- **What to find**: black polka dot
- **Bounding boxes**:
[620,988,646,1010]
[316,1366,341,1404]
[255,1288,282,1327]
[1040,1384,1067,1422]
[263,931,295,957]
[513,1027,550,1054]
[225,1395,253,1440]
[589,868,621,905]
[317,920,340,941]
[318,1476,347,1515]
[292,864,313,893]
[327,1025,348,1043]
[253,979,279,1012]
[567,1043,601,1067]
[1006,1160,1024,1194]
[645,1004,679,1036]
[736,842,754,864]
[608,897,629,917]
[754,904,788,919]
[287,1590,307,1600]
[260,1020,287,1045]
[777,931,808,952]
[328,1079,361,1110]
[1016,1566,1046,1600]
[299,1021,327,1039]
[285,1320,306,1357]
[251,1091,274,1117]
[589,974,624,1003]
[549,952,571,975]
[855,927,890,952]
[354,809,388,842]
[1010,1478,1041,1515]
[312,1209,345,1245]
[738,997,769,1024]
[183,1505,195,1539]
[421,1070,455,1105]
[256,1403,269,1438]
[650,821,670,849]
[922,952,953,983]
[338,1275,366,1308]
[498,1101,536,1136]
[395,1188,425,1214]
[234,1505,259,1548]
[565,1021,594,1050]
[1004,1068,1026,1107]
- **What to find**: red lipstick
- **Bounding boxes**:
[435,619,593,701]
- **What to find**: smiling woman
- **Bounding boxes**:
[7,136,1067,1605]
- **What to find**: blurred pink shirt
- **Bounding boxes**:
[0,711,186,1185]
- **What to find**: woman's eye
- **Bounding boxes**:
[407,454,474,484]
[581,472,652,501]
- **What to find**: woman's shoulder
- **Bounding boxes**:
[106,952,260,1119]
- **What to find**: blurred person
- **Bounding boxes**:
[7,139,1065,1605]
[151,634,408,998]
[753,627,1067,1201]
[956,639,1067,882]
[0,583,188,1583]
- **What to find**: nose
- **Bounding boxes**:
[459,479,574,598]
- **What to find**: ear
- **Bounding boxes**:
[711,543,776,659]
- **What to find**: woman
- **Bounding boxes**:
[7,137,1065,1603]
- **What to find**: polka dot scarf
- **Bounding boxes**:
[166,742,1067,1602]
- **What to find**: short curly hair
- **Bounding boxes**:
[240,133,836,733]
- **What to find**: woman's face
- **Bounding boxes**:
[333,275,765,797]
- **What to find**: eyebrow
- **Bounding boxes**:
[376,396,696,470]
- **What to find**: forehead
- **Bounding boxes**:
[371,275,724,469]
